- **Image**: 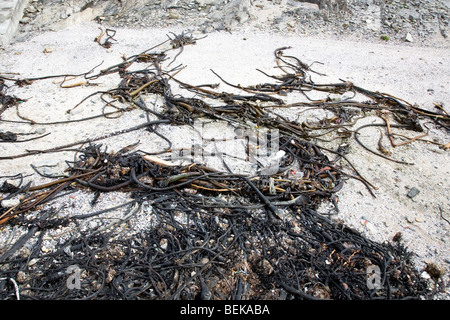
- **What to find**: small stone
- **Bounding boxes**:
[405,33,413,42]
[41,246,51,253]
[26,6,37,14]
[39,167,57,176]
[168,9,179,19]
[406,216,415,223]
[407,187,420,198]
[35,127,46,134]
[159,238,168,250]
[16,271,29,283]
[28,258,39,266]
[43,47,54,54]
[20,17,31,24]
[106,268,116,283]
[1,198,20,208]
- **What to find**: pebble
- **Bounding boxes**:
[405,32,414,42]
[407,187,420,198]
[28,258,39,267]
[1,198,20,208]
[26,6,38,14]
[159,238,168,250]
[16,271,29,283]
[406,216,416,223]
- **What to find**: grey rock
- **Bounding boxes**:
[407,187,420,198]
[209,0,252,30]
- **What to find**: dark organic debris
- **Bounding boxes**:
[0,131,17,142]
[94,27,117,49]
[0,79,24,118]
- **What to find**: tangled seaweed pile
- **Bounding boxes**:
[0,32,448,300]
[0,145,431,300]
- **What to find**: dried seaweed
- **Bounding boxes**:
[0,33,447,300]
